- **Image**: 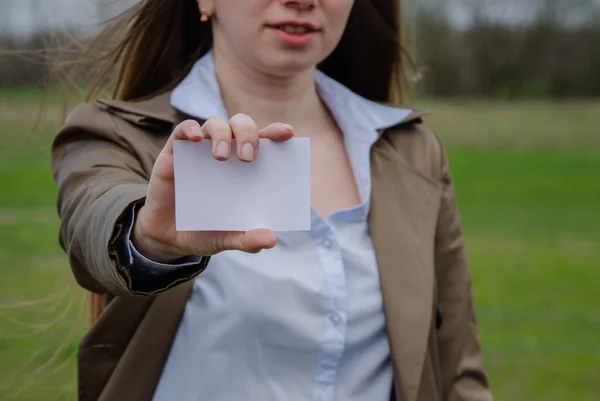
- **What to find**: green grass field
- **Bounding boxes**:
[0,91,599,400]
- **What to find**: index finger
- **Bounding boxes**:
[203,116,233,161]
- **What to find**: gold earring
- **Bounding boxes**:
[200,8,213,22]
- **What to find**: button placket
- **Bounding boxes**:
[312,218,346,401]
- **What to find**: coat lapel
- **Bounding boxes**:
[96,91,176,127]
[368,135,442,401]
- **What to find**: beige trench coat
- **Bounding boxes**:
[51,90,492,401]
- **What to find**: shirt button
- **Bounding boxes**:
[331,312,343,326]
[322,237,333,249]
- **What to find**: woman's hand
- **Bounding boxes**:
[131,113,294,262]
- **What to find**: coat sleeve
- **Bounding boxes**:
[433,139,493,401]
[51,103,207,296]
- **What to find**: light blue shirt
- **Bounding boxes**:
[149,51,411,401]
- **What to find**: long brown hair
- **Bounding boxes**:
[57,0,407,322]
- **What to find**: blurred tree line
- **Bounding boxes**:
[1,0,599,98]
[0,32,56,88]
[409,0,600,98]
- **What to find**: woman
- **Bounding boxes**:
[51,0,492,400]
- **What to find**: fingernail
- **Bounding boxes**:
[216,141,229,158]
[190,125,202,138]
[241,143,255,161]
[281,124,293,132]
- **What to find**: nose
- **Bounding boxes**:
[280,0,318,11]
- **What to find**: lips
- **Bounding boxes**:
[267,20,319,46]
[268,21,319,35]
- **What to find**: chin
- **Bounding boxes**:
[259,50,323,77]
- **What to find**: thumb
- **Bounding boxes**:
[220,229,278,253]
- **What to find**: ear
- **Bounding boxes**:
[196,0,214,12]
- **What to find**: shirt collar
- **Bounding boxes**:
[171,50,412,133]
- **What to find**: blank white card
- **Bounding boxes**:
[173,138,311,231]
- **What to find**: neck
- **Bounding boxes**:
[212,47,326,131]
